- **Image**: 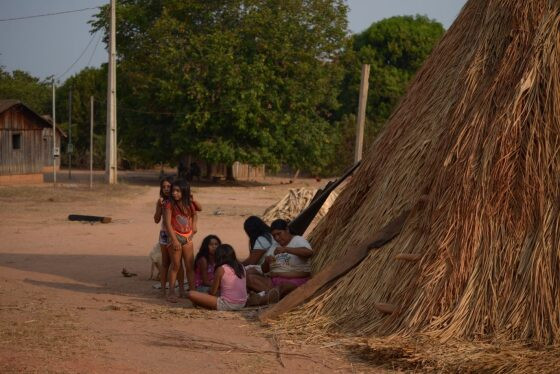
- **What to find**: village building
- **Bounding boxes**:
[0,100,65,185]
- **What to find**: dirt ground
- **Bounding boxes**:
[0,170,379,373]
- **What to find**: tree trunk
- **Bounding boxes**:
[206,162,213,179]
[226,164,235,181]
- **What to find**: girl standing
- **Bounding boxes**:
[188,244,247,310]
[164,179,197,302]
[154,176,173,295]
[194,235,221,292]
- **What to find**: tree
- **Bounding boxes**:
[333,16,445,170]
[0,67,51,114]
[92,0,348,174]
[56,66,107,168]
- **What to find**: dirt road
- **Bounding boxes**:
[0,174,371,373]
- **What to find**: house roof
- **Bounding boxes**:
[0,99,66,137]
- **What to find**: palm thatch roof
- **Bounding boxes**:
[283,0,560,348]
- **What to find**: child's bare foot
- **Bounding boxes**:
[267,288,280,304]
[246,291,264,306]
[167,294,178,303]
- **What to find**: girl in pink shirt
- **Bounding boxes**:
[194,235,221,292]
[187,244,247,310]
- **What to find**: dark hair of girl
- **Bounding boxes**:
[243,216,272,250]
[194,235,221,265]
[159,176,174,198]
[171,179,192,214]
[270,218,289,231]
[215,244,245,279]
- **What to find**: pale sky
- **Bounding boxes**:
[0,0,467,82]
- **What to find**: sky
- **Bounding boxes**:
[0,0,467,82]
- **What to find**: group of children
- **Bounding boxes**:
[154,176,313,311]
[154,177,247,310]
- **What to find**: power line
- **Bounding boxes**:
[86,32,103,67]
[57,31,99,80]
[0,6,101,22]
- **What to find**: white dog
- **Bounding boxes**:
[148,243,162,280]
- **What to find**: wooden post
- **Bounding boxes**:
[52,79,57,187]
[106,0,118,184]
[90,96,94,189]
[68,87,72,179]
[354,64,370,164]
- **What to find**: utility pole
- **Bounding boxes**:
[90,96,94,189]
[68,86,73,179]
[105,0,118,184]
[52,79,57,187]
[354,64,370,164]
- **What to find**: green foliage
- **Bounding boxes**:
[1,11,443,177]
[92,0,348,172]
[338,15,444,132]
[0,67,52,114]
[56,66,107,168]
[330,16,444,173]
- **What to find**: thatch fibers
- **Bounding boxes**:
[261,187,339,223]
[278,0,560,367]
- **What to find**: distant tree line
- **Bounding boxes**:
[0,0,444,177]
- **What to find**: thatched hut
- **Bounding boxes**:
[280,0,560,354]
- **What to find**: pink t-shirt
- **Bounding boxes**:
[220,265,247,305]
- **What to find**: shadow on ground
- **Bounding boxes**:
[0,253,165,304]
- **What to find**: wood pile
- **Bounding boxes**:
[262,187,339,224]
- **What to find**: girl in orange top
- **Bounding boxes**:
[164,179,197,303]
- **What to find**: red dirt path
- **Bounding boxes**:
[0,174,377,373]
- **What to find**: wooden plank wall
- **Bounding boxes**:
[41,127,60,167]
[0,107,46,175]
[232,161,265,180]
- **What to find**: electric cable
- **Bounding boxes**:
[0,6,101,22]
[57,31,99,80]
[86,31,103,67]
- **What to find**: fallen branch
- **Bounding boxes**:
[68,214,111,223]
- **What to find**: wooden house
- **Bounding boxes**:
[0,100,65,185]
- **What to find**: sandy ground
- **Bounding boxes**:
[0,171,377,373]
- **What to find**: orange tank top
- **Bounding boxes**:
[165,201,194,238]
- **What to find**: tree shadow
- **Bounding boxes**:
[0,252,166,305]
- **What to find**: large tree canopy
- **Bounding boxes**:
[92,0,348,172]
[331,15,445,170]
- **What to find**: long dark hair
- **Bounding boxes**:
[195,235,221,265]
[171,179,191,214]
[244,216,272,250]
[215,244,244,279]
[159,176,174,198]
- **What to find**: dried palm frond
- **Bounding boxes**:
[262,187,339,225]
[280,0,560,356]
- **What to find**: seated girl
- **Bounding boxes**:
[194,235,221,293]
[246,219,312,306]
[187,244,247,311]
[242,216,276,267]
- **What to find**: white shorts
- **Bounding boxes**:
[217,297,246,311]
